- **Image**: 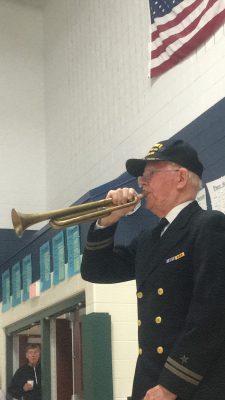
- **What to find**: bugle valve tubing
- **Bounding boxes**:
[11,196,141,237]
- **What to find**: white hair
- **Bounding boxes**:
[167,161,202,193]
[188,171,202,193]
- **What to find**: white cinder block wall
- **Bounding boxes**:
[43,0,225,210]
[0,0,46,228]
[44,0,151,208]
[85,281,139,399]
[1,0,225,399]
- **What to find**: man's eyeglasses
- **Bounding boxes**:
[138,169,180,185]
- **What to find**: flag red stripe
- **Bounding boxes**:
[151,9,225,78]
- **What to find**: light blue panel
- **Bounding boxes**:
[12,262,21,307]
[22,254,32,301]
[2,269,11,312]
[40,241,51,292]
[52,231,65,285]
[66,225,81,277]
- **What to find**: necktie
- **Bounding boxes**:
[152,217,169,240]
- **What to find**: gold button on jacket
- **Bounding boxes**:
[157,346,164,354]
[157,288,164,295]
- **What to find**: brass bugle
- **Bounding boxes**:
[11,196,140,238]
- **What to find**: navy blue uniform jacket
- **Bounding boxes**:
[81,201,225,400]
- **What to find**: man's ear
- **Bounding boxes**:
[177,168,189,188]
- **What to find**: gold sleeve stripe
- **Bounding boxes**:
[167,357,203,381]
[86,237,114,251]
[164,362,200,386]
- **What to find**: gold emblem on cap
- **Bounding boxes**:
[147,143,164,156]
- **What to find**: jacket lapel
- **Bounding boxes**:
[136,201,202,289]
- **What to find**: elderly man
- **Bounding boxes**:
[81,139,225,400]
[8,344,41,400]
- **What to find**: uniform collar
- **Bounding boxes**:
[165,200,193,225]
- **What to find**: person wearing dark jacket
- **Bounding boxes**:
[8,344,41,400]
[81,139,225,400]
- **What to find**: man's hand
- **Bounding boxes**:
[144,385,177,400]
[23,382,33,392]
[98,187,142,227]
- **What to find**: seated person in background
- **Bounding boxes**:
[8,344,41,400]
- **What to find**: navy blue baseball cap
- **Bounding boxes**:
[126,139,203,178]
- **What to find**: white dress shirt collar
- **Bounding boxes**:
[165,200,193,225]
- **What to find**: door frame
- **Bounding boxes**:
[5,292,85,400]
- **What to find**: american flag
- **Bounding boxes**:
[149,0,225,78]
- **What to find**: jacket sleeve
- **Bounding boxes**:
[7,369,25,399]
[81,222,139,283]
[158,212,225,399]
